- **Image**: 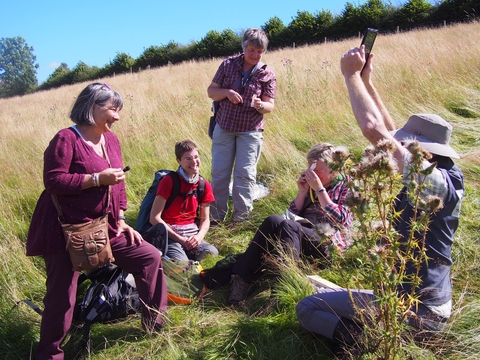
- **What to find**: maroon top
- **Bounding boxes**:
[26,127,127,256]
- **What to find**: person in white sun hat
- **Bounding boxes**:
[296,46,465,357]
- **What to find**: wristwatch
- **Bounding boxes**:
[315,188,326,194]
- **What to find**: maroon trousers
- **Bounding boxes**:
[35,235,167,360]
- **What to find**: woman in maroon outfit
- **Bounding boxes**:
[26,83,168,359]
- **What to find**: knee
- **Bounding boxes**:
[207,245,219,256]
[279,218,296,232]
[261,214,283,229]
[296,298,312,326]
[149,245,162,265]
[140,240,161,262]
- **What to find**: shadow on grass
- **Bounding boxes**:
[61,317,145,359]
[0,318,39,359]
[205,312,332,360]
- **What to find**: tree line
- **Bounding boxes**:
[1,0,479,98]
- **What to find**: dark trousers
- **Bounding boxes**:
[232,215,327,283]
[35,235,168,360]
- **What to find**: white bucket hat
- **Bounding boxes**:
[391,114,460,159]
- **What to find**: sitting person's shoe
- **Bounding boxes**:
[227,274,251,305]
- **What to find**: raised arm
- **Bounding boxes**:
[360,53,396,132]
[340,47,405,172]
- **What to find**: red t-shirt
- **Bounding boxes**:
[156,174,214,225]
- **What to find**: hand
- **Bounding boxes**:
[304,168,324,192]
[99,167,126,185]
[297,172,310,193]
[182,235,201,251]
[361,51,374,82]
[227,90,243,105]
[118,222,143,245]
[340,47,364,77]
[251,95,263,111]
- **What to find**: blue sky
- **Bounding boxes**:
[2,0,357,83]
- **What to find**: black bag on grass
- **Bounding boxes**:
[73,264,141,353]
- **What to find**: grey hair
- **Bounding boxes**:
[70,83,123,125]
[242,28,269,52]
[307,143,335,164]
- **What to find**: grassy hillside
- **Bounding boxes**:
[0,22,479,359]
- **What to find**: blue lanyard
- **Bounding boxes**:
[241,67,254,89]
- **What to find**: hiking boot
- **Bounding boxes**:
[228,274,251,305]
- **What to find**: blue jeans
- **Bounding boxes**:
[210,125,263,222]
[143,223,218,261]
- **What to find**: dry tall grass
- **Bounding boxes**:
[1,22,479,359]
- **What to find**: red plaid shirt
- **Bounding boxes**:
[212,53,276,132]
[289,178,353,251]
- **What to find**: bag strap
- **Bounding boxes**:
[240,61,263,89]
[163,172,205,216]
[51,186,111,224]
[197,177,206,204]
[212,61,265,114]
[164,171,181,211]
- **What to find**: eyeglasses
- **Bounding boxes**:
[101,83,112,91]
[182,155,200,162]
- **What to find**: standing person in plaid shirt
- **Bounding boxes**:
[227,143,353,305]
[207,28,276,223]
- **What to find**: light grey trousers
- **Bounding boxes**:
[296,288,375,340]
[210,125,263,222]
[296,287,449,341]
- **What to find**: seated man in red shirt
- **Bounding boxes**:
[148,139,218,261]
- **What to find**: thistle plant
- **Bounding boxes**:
[342,140,443,359]
[281,58,295,97]
[315,146,354,261]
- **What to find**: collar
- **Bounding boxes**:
[177,166,199,184]
[329,173,345,188]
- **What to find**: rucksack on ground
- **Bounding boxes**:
[135,170,206,234]
[72,264,141,353]
[73,264,140,324]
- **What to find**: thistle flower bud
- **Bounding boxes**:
[363,145,376,158]
[426,195,444,213]
[376,139,396,153]
[332,146,351,162]
[316,223,336,237]
[406,140,432,163]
